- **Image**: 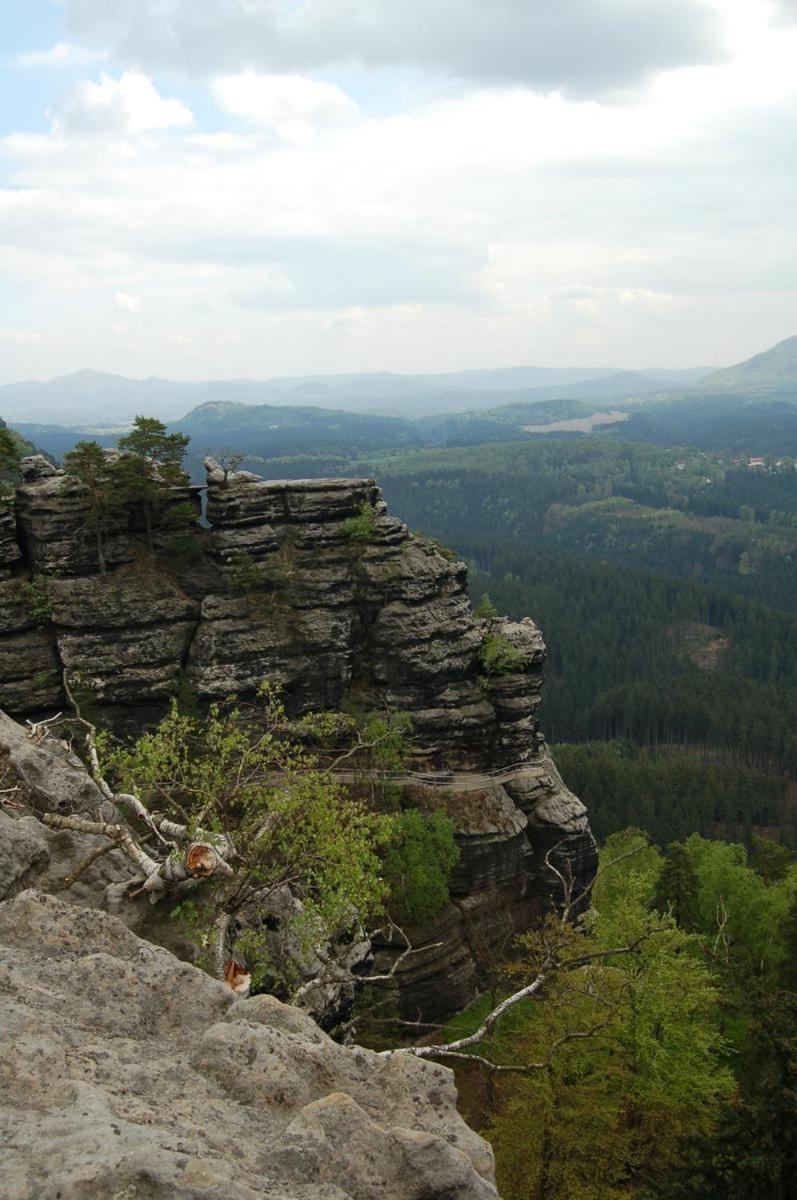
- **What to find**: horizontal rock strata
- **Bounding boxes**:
[0,456,597,1018]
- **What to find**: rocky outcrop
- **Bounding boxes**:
[0,456,597,1018]
[0,500,22,577]
[0,889,497,1200]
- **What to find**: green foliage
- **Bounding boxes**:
[341,500,378,541]
[117,415,190,467]
[62,440,123,574]
[479,630,527,675]
[103,683,390,983]
[592,827,662,912]
[780,890,797,991]
[115,416,193,551]
[0,425,21,497]
[357,710,413,775]
[174,669,200,718]
[552,741,791,846]
[682,834,796,982]
[474,592,500,620]
[664,987,797,1200]
[483,846,732,1200]
[23,578,53,625]
[228,550,268,593]
[381,809,459,924]
[654,841,702,931]
[750,834,794,884]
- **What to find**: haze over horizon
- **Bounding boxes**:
[3,1,797,384]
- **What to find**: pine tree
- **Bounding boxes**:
[62,440,121,576]
[116,416,191,551]
[654,842,701,931]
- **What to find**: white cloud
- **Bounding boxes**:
[114,291,142,313]
[51,71,193,134]
[2,4,797,380]
[14,41,109,69]
[212,72,360,143]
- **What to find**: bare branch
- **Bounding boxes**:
[50,842,116,893]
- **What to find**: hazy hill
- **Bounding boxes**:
[0,361,714,425]
[172,400,421,461]
[697,335,797,394]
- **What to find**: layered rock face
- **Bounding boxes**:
[0,455,596,1017]
[0,890,497,1200]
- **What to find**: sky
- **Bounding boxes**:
[1,0,797,383]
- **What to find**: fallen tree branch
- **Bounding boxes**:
[50,842,116,893]
[41,812,234,897]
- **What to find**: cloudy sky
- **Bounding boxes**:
[2,0,797,382]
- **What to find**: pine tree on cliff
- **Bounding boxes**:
[116,416,191,552]
[62,440,121,576]
[654,841,701,931]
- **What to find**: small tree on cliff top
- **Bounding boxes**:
[116,416,192,551]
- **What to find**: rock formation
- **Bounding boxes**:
[0,455,596,1018]
[0,889,497,1200]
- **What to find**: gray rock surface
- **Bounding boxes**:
[0,890,497,1200]
[0,709,105,814]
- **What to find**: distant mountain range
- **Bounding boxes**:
[8,336,797,465]
[0,362,713,426]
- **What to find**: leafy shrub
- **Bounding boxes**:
[24,579,54,625]
[382,809,459,924]
[479,631,527,675]
[342,501,378,541]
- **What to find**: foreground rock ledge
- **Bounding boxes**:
[0,891,497,1200]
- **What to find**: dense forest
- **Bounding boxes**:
[440,826,797,1200]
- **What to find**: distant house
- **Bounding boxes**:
[748,457,765,468]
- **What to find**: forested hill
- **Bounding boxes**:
[357,440,797,612]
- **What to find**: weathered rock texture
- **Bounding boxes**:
[0,890,497,1200]
[0,456,596,1017]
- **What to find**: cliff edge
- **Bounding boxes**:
[0,456,596,1017]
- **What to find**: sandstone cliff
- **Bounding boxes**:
[0,889,497,1200]
[0,455,596,1017]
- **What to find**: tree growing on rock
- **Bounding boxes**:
[42,683,390,996]
[116,416,192,551]
[62,440,123,576]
